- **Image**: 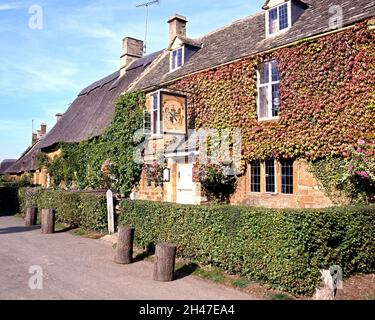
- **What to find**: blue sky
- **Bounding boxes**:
[0,0,264,162]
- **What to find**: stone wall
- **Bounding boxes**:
[231,159,333,209]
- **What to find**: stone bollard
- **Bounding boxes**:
[114,226,135,265]
[41,209,55,234]
[25,207,38,227]
[153,243,177,282]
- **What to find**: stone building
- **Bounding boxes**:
[6,0,375,208]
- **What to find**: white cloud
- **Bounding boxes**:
[0,2,23,11]
[0,55,81,93]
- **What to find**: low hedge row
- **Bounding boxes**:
[119,200,375,295]
[0,187,19,215]
[19,188,108,232]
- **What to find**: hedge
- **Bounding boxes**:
[18,188,108,232]
[119,200,375,295]
[0,187,19,215]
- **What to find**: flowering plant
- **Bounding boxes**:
[100,159,112,175]
[143,161,164,186]
[100,159,116,189]
[347,139,375,183]
[198,159,237,203]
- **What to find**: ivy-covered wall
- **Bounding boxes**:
[37,91,145,196]
[171,20,374,162]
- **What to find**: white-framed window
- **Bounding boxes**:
[266,2,291,37]
[257,60,280,120]
[150,91,162,136]
[170,47,184,71]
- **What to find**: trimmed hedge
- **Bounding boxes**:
[0,187,19,215]
[119,200,375,295]
[18,188,108,232]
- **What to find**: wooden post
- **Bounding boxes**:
[106,190,115,234]
[114,226,135,264]
[41,209,55,234]
[153,243,177,282]
[25,207,38,226]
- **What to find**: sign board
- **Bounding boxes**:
[161,92,187,135]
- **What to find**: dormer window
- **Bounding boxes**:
[267,3,290,36]
[170,47,184,71]
[269,3,289,34]
[263,0,308,38]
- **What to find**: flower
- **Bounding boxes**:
[356,171,369,179]
[101,159,112,174]
[357,139,366,145]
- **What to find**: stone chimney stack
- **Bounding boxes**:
[168,14,188,45]
[40,123,47,135]
[120,37,144,77]
[32,123,47,145]
[55,113,64,123]
[32,132,38,145]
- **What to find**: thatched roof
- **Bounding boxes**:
[0,160,17,174]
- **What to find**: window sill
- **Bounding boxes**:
[258,116,280,123]
[247,192,295,196]
[169,66,183,73]
[266,27,290,39]
[149,134,164,140]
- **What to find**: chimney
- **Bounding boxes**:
[31,122,47,145]
[55,113,64,123]
[120,37,144,77]
[40,123,47,135]
[168,14,188,45]
[32,133,38,145]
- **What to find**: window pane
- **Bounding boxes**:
[152,94,158,134]
[265,159,276,193]
[272,83,279,117]
[152,94,158,111]
[177,48,183,67]
[259,86,269,119]
[269,8,278,34]
[251,160,261,193]
[279,4,289,30]
[271,60,279,82]
[281,159,294,194]
[143,111,151,134]
[172,50,177,69]
[259,63,269,84]
[153,110,158,134]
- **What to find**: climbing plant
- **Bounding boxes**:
[169,20,374,202]
[39,91,145,195]
[171,20,374,162]
[309,139,375,204]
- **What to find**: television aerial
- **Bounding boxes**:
[136,0,160,54]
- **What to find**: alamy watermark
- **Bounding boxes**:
[28,4,43,30]
[28,265,43,290]
[133,128,243,176]
[329,5,343,30]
